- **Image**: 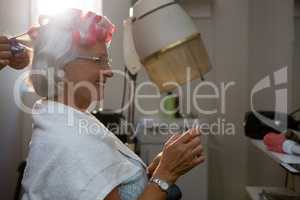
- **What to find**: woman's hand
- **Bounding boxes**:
[147,152,162,178]
[147,134,181,177]
[152,128,205,184]
[0,36,30,70]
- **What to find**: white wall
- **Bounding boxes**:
[208,0,249,199]
[292,4,300,192]
[293,18,300,110]
[248,0,294,112]
[0,0,30,199]
[246,0,297,190]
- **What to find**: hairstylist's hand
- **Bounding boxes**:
[0,36,11,69]
[152,128,205,184]
[0,36,30,70]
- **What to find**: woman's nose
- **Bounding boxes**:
[102,69,113,78]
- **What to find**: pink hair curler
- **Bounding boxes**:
[32,9,116,47]
[72,31,81,45]
[95,26,107,41]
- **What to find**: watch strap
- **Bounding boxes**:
[150,177,182,200]
[150,177,169,191]
[166,184,182,200]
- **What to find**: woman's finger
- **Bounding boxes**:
[165,133,181,145]
[175,129,200,144]
[186,136,201,150]
[190,155,205,167]
[190,128,202,138]
[191,145,203,157]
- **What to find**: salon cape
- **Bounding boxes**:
[22,100,147,200]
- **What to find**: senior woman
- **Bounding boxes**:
[22,9,205,200]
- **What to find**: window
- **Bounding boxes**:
[30,0,102,24]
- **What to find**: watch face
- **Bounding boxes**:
[161,182,169,190]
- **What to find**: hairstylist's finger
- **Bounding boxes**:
[13,51,28,59]
[0,44,10,51]
[175,129,200,144]
[0,51,12,59]
[0,36,9,43]
[0,59,9,67]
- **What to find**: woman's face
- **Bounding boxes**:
[63,41,113,110]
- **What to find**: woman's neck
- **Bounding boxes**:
[50,94,88,113]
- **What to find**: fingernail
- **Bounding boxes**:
[191,128,198,134]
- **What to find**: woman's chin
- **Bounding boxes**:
[95,94,104,107]
[86,99,103,112]
[96,93,104,103]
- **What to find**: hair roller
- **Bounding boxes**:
[94,15,102,23]
[95,26,107,41]
[72,31,81,45]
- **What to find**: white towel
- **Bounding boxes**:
[22,100,147,200]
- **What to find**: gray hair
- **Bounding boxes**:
[30,9,114,98]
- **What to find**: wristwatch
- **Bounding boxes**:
[150,177,182,200]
